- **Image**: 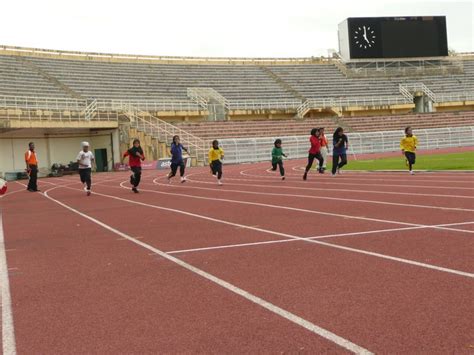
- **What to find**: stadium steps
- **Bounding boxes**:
[259,65,306,102]
[0,53,473,112]
[119,104,208,165]
[14,56,83,100]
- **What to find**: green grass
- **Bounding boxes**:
[324,151,474,171]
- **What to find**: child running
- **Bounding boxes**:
[303,128,324,180]
[319,127,329,172]
[76,142,95,196]
[332,127,349,176]
[400,126,418,175]
[271,139,287,180]
[122,139,145,193]
[168,135,189,183]
[209,140,224,185]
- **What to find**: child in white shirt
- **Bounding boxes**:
[76,142,95,196]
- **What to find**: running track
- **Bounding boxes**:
[0,160,473,353]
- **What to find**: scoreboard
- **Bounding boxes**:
[338,16,448,60]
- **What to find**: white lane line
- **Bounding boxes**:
[186,176,473,199]
[285,165,474,183]
[52,181,474,278]
[240,164,474,183]
[152,179,473,213]
[137,181,474,235]
[0,212,17,355]
[239,169,474,191]
[281,163,474,178]
[48,174,140,187]
[166,221,474,255]
[240,168,474,191]
[42,186,372,354]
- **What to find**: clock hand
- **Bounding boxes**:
[362,26,371,43]
[362,27,370,43]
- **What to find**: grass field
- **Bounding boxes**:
[324,151,474,171]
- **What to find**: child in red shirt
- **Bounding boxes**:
[122,139,145,193]
[303,128,324,180]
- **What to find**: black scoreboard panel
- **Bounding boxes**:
[339,17,448,60]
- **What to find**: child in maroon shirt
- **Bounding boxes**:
[122,139,145,193]
[303,128,324,180]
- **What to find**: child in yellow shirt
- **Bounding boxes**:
[400,126,418,175]
[208,140,224,185]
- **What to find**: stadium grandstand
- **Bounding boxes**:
[1,6,474,353]
[0,44,473,173]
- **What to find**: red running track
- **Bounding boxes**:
[0,161,473,353]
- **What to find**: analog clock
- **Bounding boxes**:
[353,25,376,49]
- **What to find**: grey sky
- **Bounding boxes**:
[1,0,472,57]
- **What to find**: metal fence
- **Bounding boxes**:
[219,126,474,164]
[436,92,474,103]
[0,95,87,110]
[229,100,302,111]
[104,99,201,112]
[306,96,411,108]
[1,93,473,115]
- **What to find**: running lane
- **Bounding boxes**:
[1,188,356,353]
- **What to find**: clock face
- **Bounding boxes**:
[353,25,376,50]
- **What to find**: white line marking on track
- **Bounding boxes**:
[0,212,17,355]
[42,186,373,354]
[239,169,474,190]
[285,165,474,184]
[166,221,474,255]
[142,180,474,235]
[153,179,473,213]
[116,237,144,241]
[187,176,474,199]
[50,180,474,278]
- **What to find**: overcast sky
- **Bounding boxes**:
[1,0,472,57]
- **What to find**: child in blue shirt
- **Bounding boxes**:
[168,135,189,183]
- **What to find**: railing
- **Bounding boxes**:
[103,99,202,112]
[399,83,436,102]
[219,126,474,164]
[0,95,87,110]
[333,58,349,76]
[0,44,331,65]
[83,99,97,120]
[118,103,207,163]
[186,89,209,109]
[229,100,302,111]
[0,93,471,121]
[436,92,474,103]
[399,84,474,103]
[297,96,412,116]
[187,87,229,110]
[398,84,413,101]
[0,95,204,113]
[341,58,465,77]
[296,100,311,118]
[0,95,118,121]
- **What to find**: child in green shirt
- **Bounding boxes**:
[271,139,287,180]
